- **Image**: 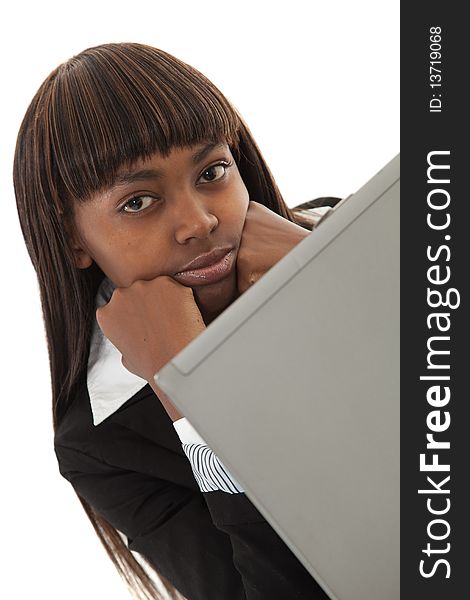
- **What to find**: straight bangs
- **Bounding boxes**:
[44,43,242,206]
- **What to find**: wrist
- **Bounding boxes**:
[293,224,311,241]
[148,378,184,422]
[285,224,310,252]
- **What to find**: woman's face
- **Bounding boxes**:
[71,141,249,322]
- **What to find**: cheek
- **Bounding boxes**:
[74,220,131,283]
[220,194,248,235]
[231,178,250,223]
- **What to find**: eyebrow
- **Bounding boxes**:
[112,141,226,188]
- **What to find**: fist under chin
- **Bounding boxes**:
[191,271,239,324]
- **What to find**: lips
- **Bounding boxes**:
[173,247,236,286]
[176,247,234,272]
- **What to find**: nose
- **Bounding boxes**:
[171,192,219,244]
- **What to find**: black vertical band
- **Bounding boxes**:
[401,3,467,598]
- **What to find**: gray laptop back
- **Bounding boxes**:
[156,155,400,600]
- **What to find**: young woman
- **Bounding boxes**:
[14,42,338,600]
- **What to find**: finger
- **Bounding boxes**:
[95,306,106,329]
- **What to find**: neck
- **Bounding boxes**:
[199,290,240,325]
[193,270,240,326]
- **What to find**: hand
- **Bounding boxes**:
[95,276,206,384]
[236,201,310,294]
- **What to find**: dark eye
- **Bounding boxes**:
[122,195,156,213]
[198,162,230,183]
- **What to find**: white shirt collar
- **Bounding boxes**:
[87,277,147,426]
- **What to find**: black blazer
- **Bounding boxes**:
[54,377,329,600]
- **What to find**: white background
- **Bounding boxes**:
[0,1,399,598]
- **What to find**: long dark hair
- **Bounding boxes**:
[13,42,313,600]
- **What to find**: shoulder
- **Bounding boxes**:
[54,376,198,490]
[54,373,151,456]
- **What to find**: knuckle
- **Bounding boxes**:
[157,275,174,286]
[95,306,106,323]
[130,279,147,293]
[111,286,124,300]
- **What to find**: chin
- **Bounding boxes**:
[192,271,238,319]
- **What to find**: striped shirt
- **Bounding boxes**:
[173,417,244,494]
